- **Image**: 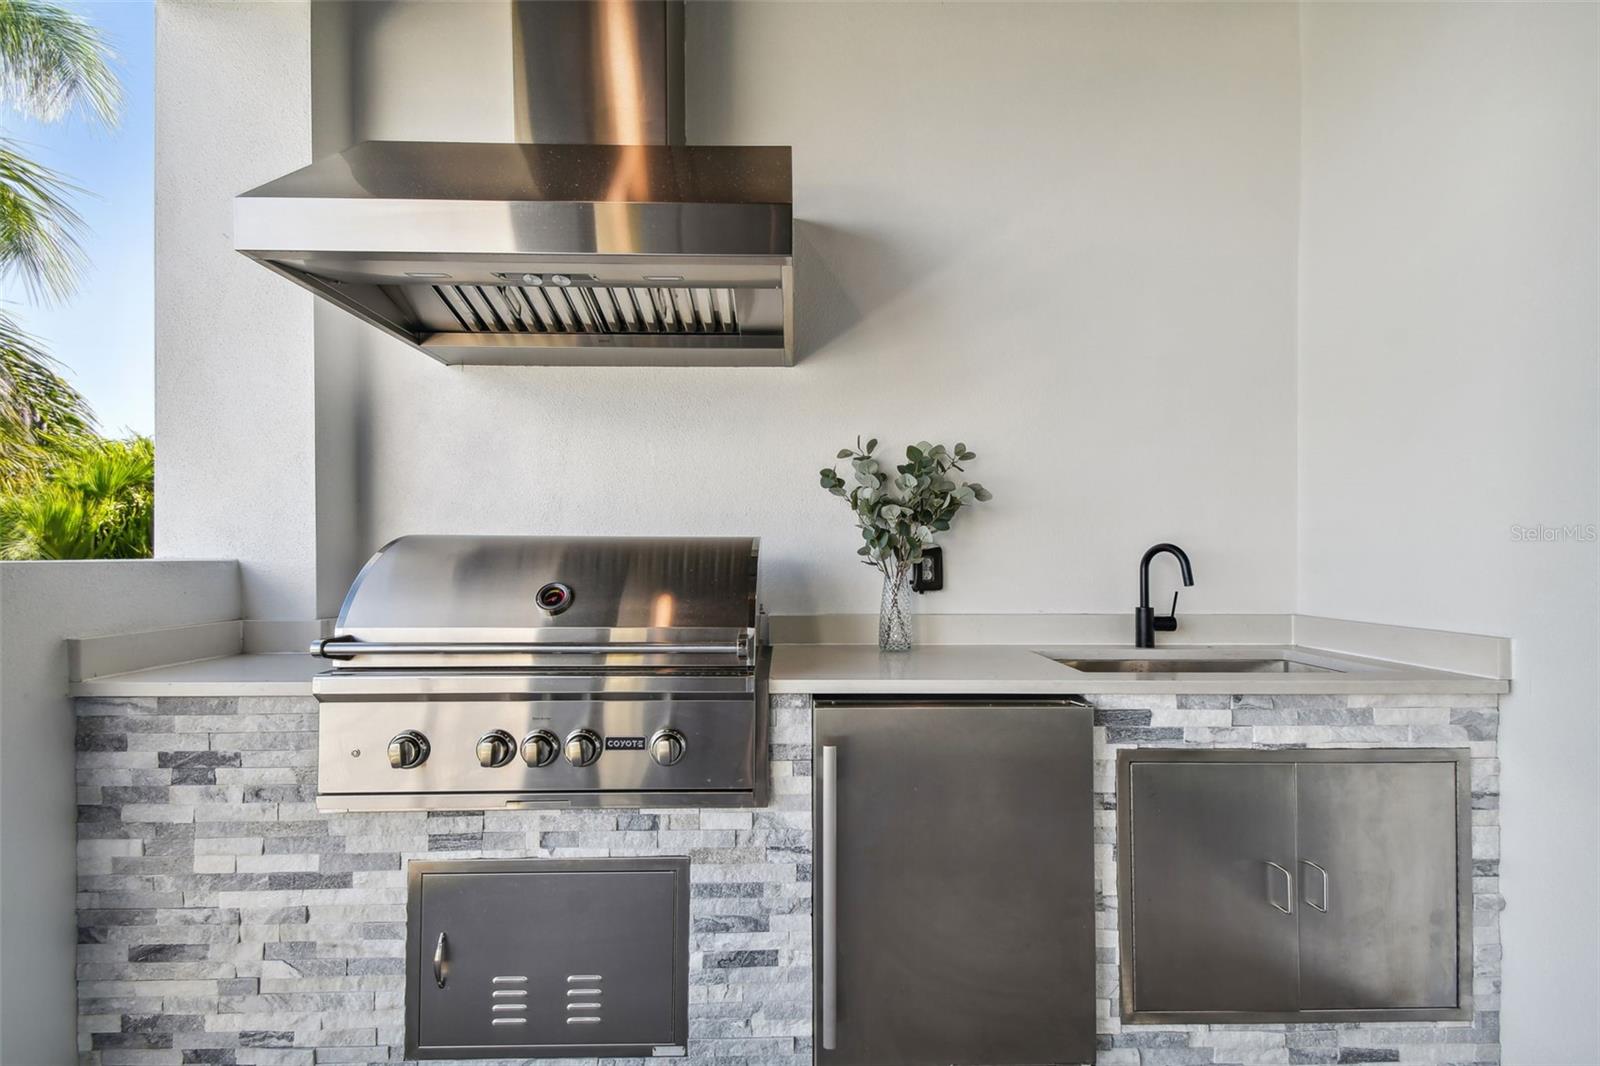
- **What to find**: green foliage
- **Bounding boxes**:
[0,0,119,492]
[0,138,85,302]
[819,437,992,575]
[0,0,121,125]
[0,0,118,304]
[0,306,93,479]
[0,434,153,559]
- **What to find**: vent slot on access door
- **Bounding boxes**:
[489,974,528,1028]
[566,973,604,1025]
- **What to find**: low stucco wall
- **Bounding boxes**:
[0,560,239,1065]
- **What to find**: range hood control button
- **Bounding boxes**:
[649,729,687,767]
[520,730,560,768]
[565,729,602,767]
[387,731,429,770]
[476,730,517,768]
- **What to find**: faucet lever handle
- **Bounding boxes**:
[1154,590,1180,632]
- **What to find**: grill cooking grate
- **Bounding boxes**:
[433,283,740,337]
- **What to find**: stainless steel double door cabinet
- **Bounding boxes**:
[814,698,1096,1066]
[1117,748,1472,1024]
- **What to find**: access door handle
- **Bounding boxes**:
[1302,860,1330,913]
[820,744,838,1051]
[433,932,448,988]
[1265,862,1294,914]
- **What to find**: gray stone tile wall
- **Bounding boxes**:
[75,690,1498,1066]
[74,694,814,1066]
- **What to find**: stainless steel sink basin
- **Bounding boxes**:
[1056,657,1338,674]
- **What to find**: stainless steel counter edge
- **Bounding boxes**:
[69,642,1510,699]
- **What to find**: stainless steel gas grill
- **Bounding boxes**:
[311,535,767,811]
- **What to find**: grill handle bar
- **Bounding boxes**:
[311,637,748,660]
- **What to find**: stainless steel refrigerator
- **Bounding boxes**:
[814,698,1096,1065]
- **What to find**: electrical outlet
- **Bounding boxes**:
[911,546,944,593]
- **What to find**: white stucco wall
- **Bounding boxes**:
[154,0,315,619]
[0,561,240,1065]
[311,0,1303,616]
[308,0,518,616]
[1297,4,1600,1062]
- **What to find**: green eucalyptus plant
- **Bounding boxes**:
[819,437,992,578]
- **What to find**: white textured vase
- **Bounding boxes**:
[878,563,915,652]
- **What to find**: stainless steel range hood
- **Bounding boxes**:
[234,1,793,367]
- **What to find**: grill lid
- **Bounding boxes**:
[321,536,759,664]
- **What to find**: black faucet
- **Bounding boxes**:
[1135,543,1194,648]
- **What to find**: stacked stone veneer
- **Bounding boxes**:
[74,694,814,1066]
[1089,692,1502,1066]
[75,689,1499,1066]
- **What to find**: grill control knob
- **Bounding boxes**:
[520,730,560,768]
[564,729,602,767]
[476,730,517,768]
[387,731,429,770]
[649,729,687,767]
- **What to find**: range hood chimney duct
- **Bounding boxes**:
[234,0,793,368]
[512,0,685,146]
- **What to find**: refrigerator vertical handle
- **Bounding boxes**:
[433,932,448,988]
[821,744,838,1051]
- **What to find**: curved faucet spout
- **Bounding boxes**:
[1139,543,1194,607]
[1135,543,1195,648]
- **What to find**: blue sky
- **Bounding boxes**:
[2,1,154,437]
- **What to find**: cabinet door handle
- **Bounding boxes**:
[1302,860,1329,913]
[1266,861,1294,914]
[820,744,838,1051]
[433,932,448,988]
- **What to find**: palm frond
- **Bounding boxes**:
[0,0,120,126]
[0,306,93,480]
[0,138,84,301]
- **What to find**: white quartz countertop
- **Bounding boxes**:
[768,644,1508,695]
[71,653,324,698]
[70,643,1508,698]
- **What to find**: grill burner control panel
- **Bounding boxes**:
[390,728,687,769]
[317,696,760,810]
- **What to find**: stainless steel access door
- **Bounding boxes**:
[1123,761,1301,1014]
[406,858,688,1059]
[1297,761,1461,1009]
[814,699,1095,1066]
[1118,748,1472,1025]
